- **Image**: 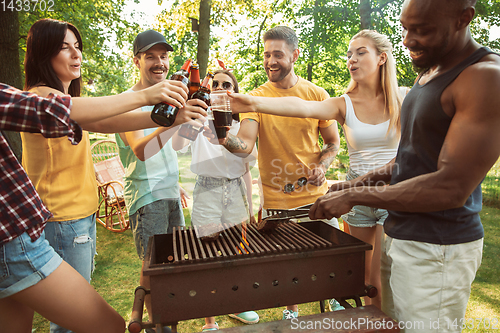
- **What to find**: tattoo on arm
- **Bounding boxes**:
[224,134,249,152]
[319,143,340,171]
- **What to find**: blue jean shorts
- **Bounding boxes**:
[44,213,96,283]
[0,230,63,299]
[341,168,388,228]
[129,199,185,260]
[342,205,388,228]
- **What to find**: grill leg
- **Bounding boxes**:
[319,300,326,313]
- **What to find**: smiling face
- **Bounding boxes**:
[263,39,297,83]
[346,37,385,83]
[50,29,82,93]
[134,44,170,87]
[400,0,454,70]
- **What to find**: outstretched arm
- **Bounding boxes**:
[119,99,207,161]
[220,119,259,157]
[229,92,345,122]
[35,80,188,127]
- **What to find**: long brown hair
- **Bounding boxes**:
[24,18,83,97]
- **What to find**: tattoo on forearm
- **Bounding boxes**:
[319,143,340,170]
[224,134,248,152]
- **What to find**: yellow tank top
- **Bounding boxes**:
[21,131,99,221]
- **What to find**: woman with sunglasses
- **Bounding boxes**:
[16,18,194,332]
[175,69,260,331]
[229,30,408,309]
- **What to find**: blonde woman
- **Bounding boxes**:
[228,30,407,309]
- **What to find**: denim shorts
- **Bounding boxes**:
[341,168,388,228]
[191,176,250,236]
[0,230,63,299]
[129,199,185,260]
[44,213,96,283]
[342,205,388,227]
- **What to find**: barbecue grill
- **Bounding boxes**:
[129,221,372,332]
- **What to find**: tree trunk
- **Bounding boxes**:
[253,0,281,89]
[0,10,23,162]
[359,0,372,30]
[307,0,320,82]
[197,0,211,78]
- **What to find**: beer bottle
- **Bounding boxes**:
[178,71,214,140]
[150,58,192,127]
[191,71,213,102]
[188,63,201,99]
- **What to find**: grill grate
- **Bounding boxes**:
[168,222,333,265]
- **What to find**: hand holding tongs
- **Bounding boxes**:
[266,204,313,221]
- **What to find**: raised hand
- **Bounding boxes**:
[173,98,208,127]
[309,190,353,220]
[143,80,189,108]
[227,92,257,114]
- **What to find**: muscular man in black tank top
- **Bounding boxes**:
[309,0,500,331]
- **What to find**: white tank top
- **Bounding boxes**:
[342,94,399,175]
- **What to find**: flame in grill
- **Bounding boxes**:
[238,221,250,254]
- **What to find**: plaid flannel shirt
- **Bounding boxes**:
[0,83,82,245]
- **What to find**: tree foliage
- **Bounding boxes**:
[15,0,143,96]
[3,0,500,96]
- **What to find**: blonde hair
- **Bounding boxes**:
[345,30,402,133]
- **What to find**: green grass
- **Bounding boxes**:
[32,153,500,332]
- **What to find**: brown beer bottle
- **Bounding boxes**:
[188,63,201,99]
[178,71,214,140]
[150,58,192,127]
[191,71,213,103]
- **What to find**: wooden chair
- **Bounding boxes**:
[90,139,130,232]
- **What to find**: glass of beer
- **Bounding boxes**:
[210,90,232,138]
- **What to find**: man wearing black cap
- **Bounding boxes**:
[115,30,206,333]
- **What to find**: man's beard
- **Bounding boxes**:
[411,33,450,74]
[267,63,293,82]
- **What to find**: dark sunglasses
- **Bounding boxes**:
[283,177,308,194]
[212,80,233,90]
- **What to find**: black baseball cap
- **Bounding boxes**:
[133,30,174,56]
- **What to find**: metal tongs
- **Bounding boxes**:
[265,203,313,221]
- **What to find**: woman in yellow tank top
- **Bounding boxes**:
[19,18,199,332]
[21,19,105,333]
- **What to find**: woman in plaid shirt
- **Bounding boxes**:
[5,18,205,333]
[0,78,196,331]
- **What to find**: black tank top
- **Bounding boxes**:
[385,47,497,245]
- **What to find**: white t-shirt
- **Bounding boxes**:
[189,120,256,178]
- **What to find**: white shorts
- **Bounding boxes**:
[381,235,483,332]
[191,176,250,236]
